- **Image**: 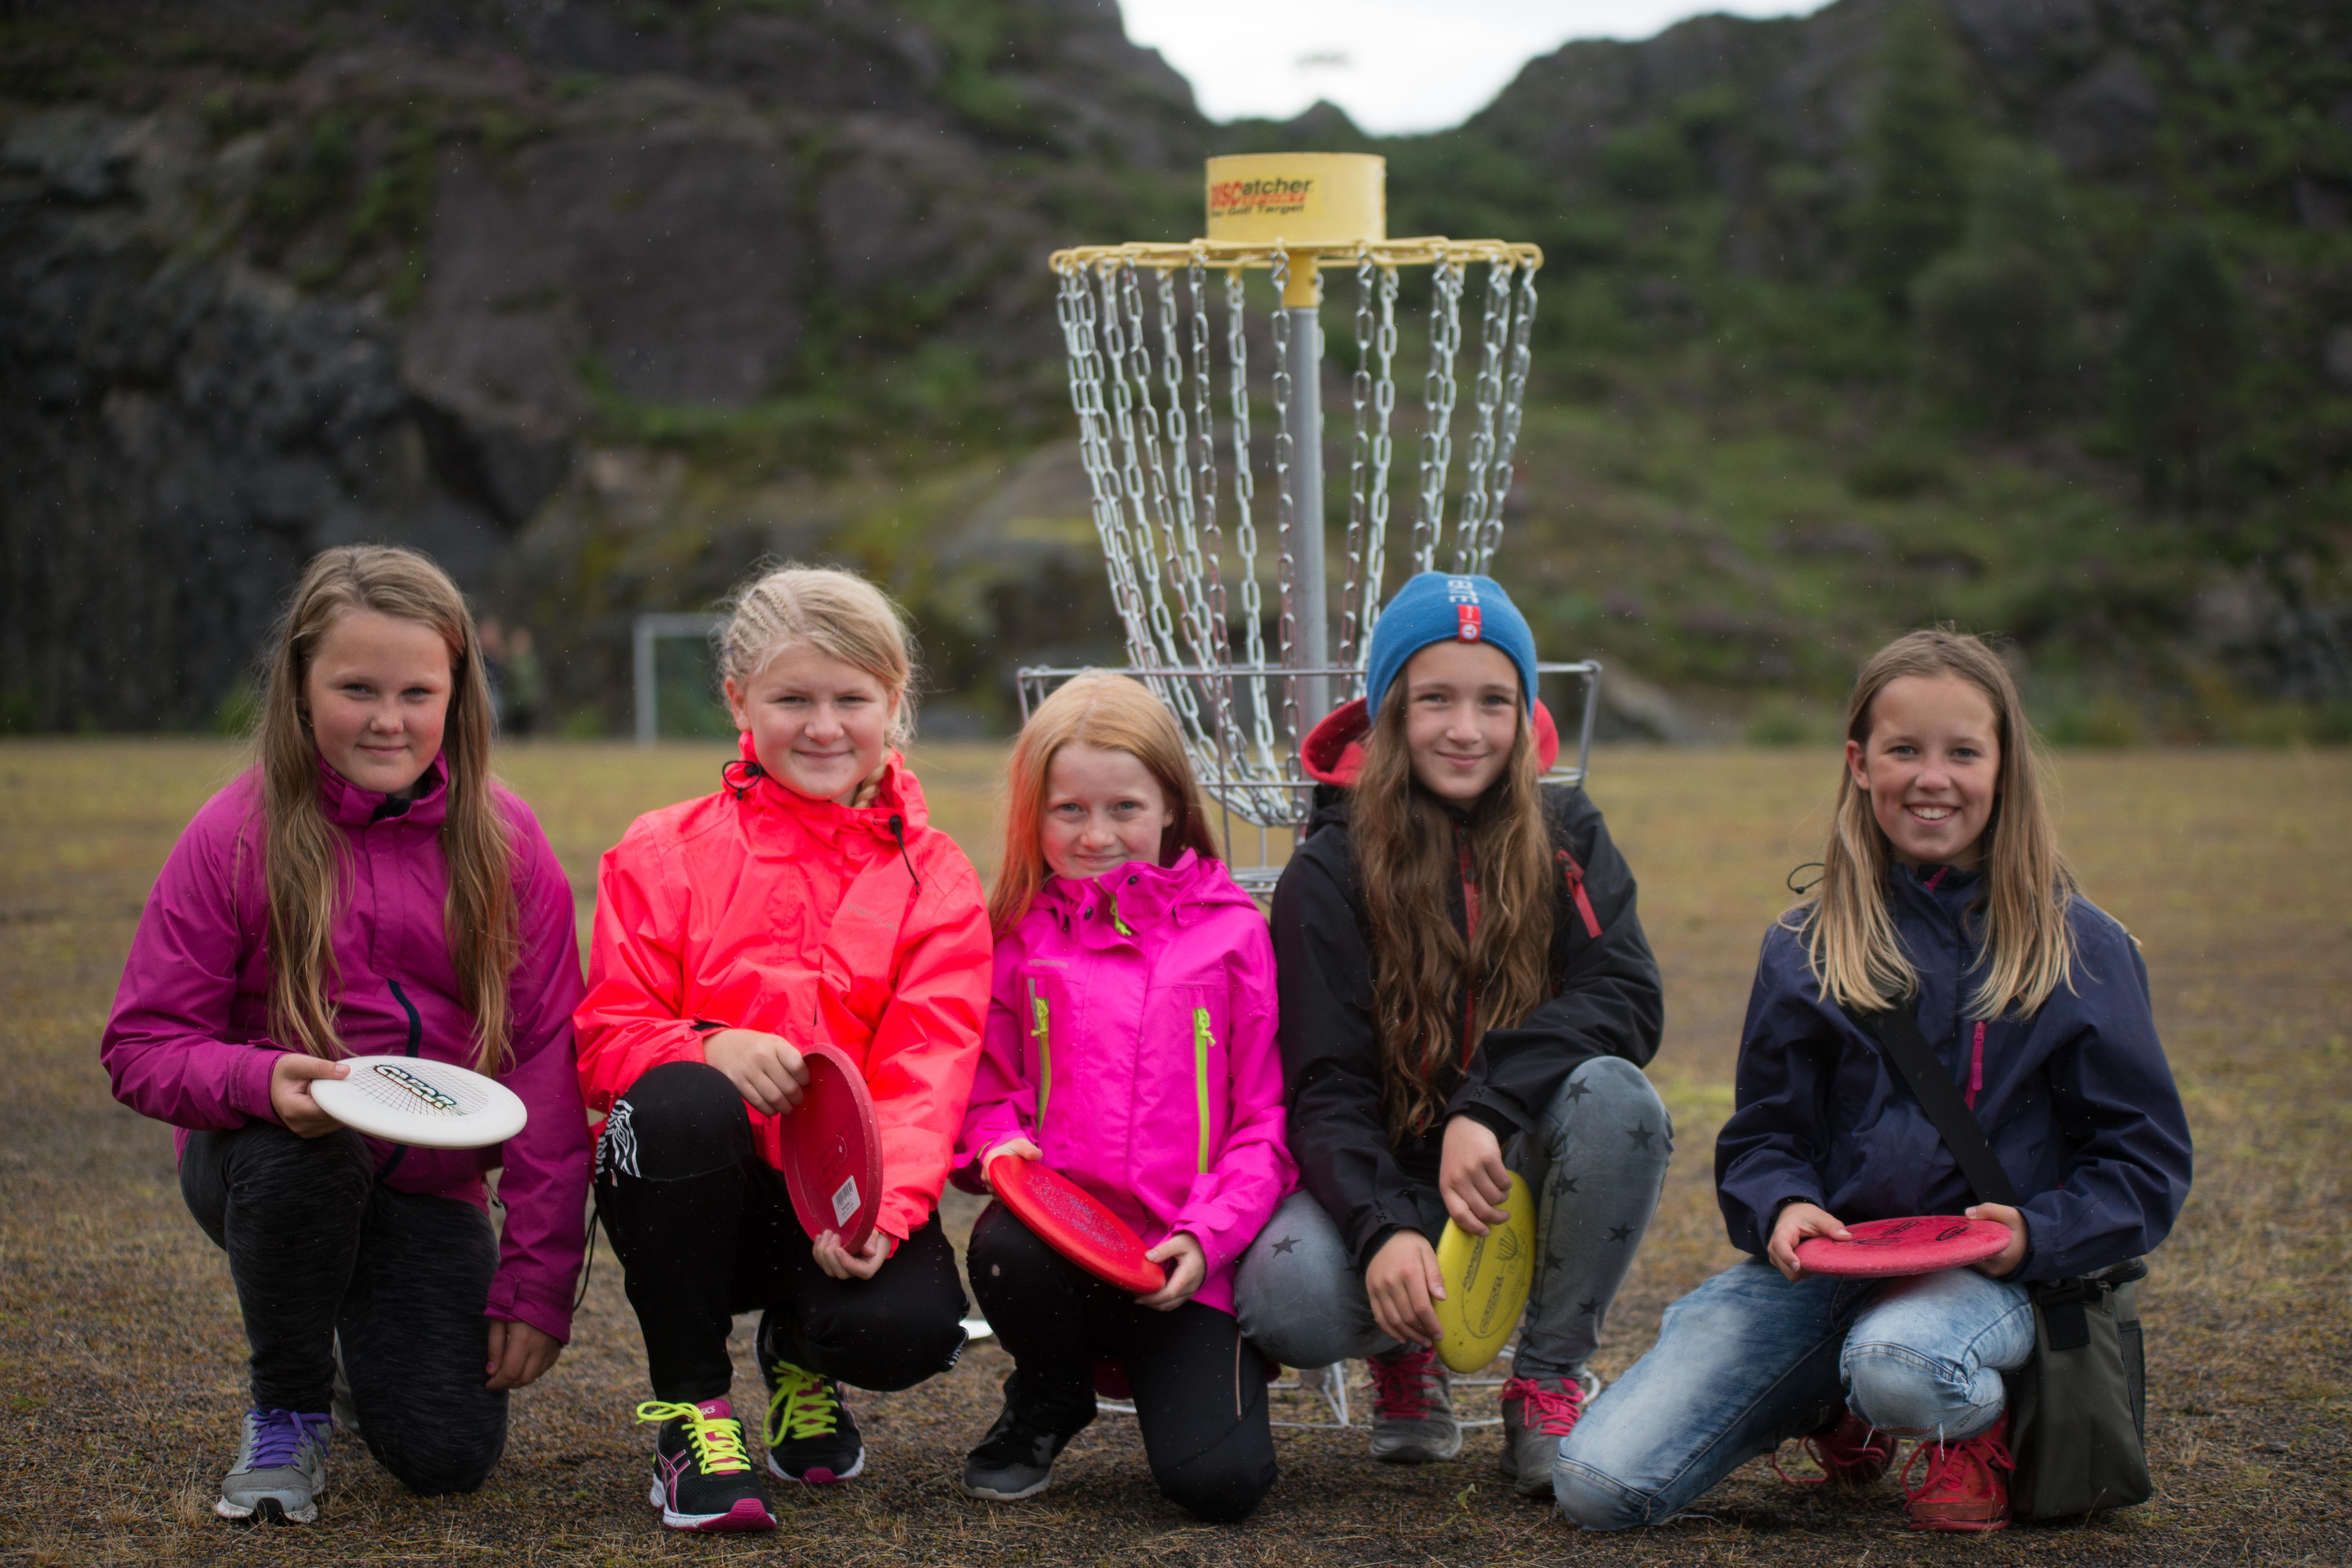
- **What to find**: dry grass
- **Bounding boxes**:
[0,739,2345,1565]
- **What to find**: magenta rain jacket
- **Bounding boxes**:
[955,850,1294,1316]
[100,759,591,1343]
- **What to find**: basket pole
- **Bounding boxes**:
[1285,295,1330,729]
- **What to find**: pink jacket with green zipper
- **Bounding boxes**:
[954,850,1294,1316]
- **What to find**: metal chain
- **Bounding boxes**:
[1454,258,1514,575]
[1224,269,1280,785]
[1062,265,1154,671]
[1114,266,1190,692]
[1412,254,1465,575]
[1186,254,1241,784]
[1267,246,1300,775]
[1359,263,1399,663]
[1342,250,1374,671]
[1474,262,1540,573]
[1147,267,1211,745]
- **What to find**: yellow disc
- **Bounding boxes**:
[1432,1171,1536,1374]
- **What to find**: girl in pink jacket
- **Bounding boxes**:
[955,673,1294,1521]
[101,547,588,1526]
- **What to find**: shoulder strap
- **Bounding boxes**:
[1857,1006,2020,1208]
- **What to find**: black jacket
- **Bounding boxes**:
[1271,780,1664,1272]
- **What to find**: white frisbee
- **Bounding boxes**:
[309,1055,528,1149]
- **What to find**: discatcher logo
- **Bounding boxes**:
[1209,176,1316,221]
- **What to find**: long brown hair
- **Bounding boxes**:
[1798,628,2076,1018]
[1353,693,1554,1141]
[251,546,517,1071]
[990,672,1221,936]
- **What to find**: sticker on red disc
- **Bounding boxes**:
[988,1154,1165,1294]
[1795,1215,2012,1278]
[781,1044,881,1255]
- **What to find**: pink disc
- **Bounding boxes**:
[988,1155,1165,1294]
[780,1044,882,1256]
[1795,1215,2013,1278]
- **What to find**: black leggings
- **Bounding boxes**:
[180,1122,506,1495]
[969,1202,1277,1523]
[594,1060,969,1404]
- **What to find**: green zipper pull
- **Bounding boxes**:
[1192,1006,1214,1174]
[1030,981,1053,1131]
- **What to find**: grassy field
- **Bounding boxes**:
[1,739,2346,1566]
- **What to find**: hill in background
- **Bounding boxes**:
[2,0,2346,742]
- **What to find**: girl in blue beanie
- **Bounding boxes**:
[1235,573,1670,1497]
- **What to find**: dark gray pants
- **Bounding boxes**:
[181,1121,507,1495]
[1236,1055,1672,1379]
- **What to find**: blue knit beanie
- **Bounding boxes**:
[1363,572,1539,721]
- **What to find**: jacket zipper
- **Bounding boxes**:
[376,979,424,1180]
[1029,979,1052,1133]
[1192,1007,1215,1174]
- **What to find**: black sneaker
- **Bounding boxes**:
[637,1398,775,1533]
[961,1396,1094,1502]
[762,1358,865,1483]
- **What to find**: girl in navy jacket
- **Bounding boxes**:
[1555,630,2191,1534]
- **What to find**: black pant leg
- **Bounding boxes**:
[593,1060,764,1403]
[764,1208,969,1393]
[181,1123,375,1412]
[337,1187,507,1495]
[965,1201,1104,1425]
[1118,1302,1278,1524]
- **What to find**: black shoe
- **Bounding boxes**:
[637,1399,775,1533]
[762,1357,865,1483]
[962,1396,1094,1502]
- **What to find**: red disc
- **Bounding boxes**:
[1795,1215,2013,1278]
[988,1155,1166,1294]
[780,1044,882,1256]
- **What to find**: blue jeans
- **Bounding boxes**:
[1236,1056,1671,1379]
[1554,1257,2033,1528]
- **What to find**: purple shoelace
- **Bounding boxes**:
[248,1408,331,1467]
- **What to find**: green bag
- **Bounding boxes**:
[2005,1262,2152,1519]
[1861,1007,2154,1522]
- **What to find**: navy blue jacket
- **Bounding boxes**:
[1715,864,2192,1284]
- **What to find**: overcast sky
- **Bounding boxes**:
[1118,0,1818,135]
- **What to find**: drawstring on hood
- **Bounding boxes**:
[888,813,923,893]
[722,757,766,800]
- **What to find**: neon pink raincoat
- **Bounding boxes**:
[956,851,1293,1314]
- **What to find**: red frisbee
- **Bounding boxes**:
[1796,1215,2012,1278]
[987,1154,1166,1294]
[781,1044,882,1255]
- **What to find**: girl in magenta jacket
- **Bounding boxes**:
[101,546,588,1525]
[954,673,1293,1521]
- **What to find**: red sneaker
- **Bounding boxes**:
[1900,1410,2016,1532]
[1775,1406,1897,1486]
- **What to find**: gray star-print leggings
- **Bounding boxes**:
[1235,1056,1671,1380]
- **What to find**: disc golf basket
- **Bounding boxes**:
[1020,153,1601,889]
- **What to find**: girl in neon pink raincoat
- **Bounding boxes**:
[953,673,1293,1521]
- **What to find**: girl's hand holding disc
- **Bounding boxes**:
[1964,1202,2029,1279]
[1438,1115,1513,1236]
[484,1318,563,1391]
[1136,1232,1205,1312]
[979,1137,1043,1191]
[703,1029,809,1115]
[812,1227,895,1281]
[1366,1229,1447,1348]
[269,1053,352,1139]
[1768,1201,1851,1282]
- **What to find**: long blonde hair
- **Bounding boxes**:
[252,546,517,1071]
[1799,628,2076,1018]
[714,563,916,748]
[990,672,1221,936]
[1354,694,1554,1142]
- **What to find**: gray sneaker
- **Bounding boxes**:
[214,1408,330,1524]
[1366,1349,1460,1464]
[1498,1372,1600,1495]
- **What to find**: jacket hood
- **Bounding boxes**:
[1035,848,1257,931]
[1299,695,1563,787]
[731,730,929,838]
[318,754,449,829]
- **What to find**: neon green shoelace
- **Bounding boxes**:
[634,1400,751,1475]
[764,1362,841,1445]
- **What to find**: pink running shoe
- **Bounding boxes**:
[1774,1406,1897,1486]
[1900,1410,2016,1532]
